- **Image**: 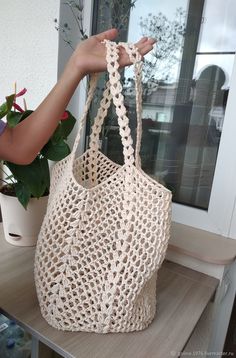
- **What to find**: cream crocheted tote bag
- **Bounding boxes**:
[34,40,172,333]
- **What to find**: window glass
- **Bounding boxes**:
[197,0,236,53]
[90,0,236,209]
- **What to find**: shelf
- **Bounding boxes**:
[0,224,218,358]
[169,222,236,265]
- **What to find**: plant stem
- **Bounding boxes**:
[0,178,13,186]
[1,166,15,184]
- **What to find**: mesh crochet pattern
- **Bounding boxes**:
[34,40,172,333]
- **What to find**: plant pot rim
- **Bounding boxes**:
[0,185,49,199]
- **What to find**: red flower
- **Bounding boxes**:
[12,87,69,120]
[12,102,24,113]
[13,88,27,112]
[61,111,69,121]
[15,88,27,97]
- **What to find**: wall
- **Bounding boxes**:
[0,1,60,110]
[58,0,93,151]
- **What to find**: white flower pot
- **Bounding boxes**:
[0,193,48,247]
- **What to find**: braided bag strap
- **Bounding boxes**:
[71,40,141,168]
[88,80,112,154]
[118,42,143,168]
[70,73,99,161]
[103,39,135,167]
[89,42,143,167]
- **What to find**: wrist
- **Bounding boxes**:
[62,57,85,84]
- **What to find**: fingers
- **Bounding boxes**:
[139,37,148,43]
[95,28,118,42]
[147,38,156,45]
[95,30,156,57]
[117,37,156,67]
[135,37,156,56]
[92,30,156,69]
[118,47,132,67]
[139,43,155,56]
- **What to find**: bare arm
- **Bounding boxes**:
[0,29,155,164]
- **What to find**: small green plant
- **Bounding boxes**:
[0,88,76,209]
[54,0,88,50]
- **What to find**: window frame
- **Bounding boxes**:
[81,0,236,238]
[172,53,236,238]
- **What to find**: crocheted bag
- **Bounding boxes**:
[34,40,172,333]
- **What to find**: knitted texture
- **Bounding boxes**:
[34,40,172,333]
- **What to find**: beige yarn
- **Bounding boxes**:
[34,40,172,333]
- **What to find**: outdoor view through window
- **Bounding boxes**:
[90,0,236,209]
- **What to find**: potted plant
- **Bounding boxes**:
[0,87,76,246]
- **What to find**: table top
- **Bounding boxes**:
[0,225,218,358]
[169,222,236,265]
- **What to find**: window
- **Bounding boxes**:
[70,0,236,237]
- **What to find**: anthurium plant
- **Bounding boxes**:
[0,88,76,209]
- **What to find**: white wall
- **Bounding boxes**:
[58,0,93,151]
[0,1,60,110]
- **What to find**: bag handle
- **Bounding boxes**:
[103,39,135,166]
[70,73,99,161]
[88,80,112,154]
[71,41,135,167]
[71,40,142,168]
[118,42,143,168]
[89,42,143,167]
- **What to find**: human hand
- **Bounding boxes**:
[69,28,156,77]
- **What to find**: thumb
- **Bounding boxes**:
[95,28,118,42]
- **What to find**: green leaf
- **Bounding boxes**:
[41,140,70,161]
[40,156,50,190]
[6,157,47,198]
[49,112,76,144]
[19,110,33,121]
[60,111,76,139]
[6,111,22,128]
[0,94,16,119]
[6,94,15,111]
[51,123,62,144]
[0,102,8,119]
[14,181,31,209]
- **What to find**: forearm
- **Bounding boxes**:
[0,29,155,165]
[8,60,84,163]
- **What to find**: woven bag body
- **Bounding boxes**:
[34,41,172,333]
